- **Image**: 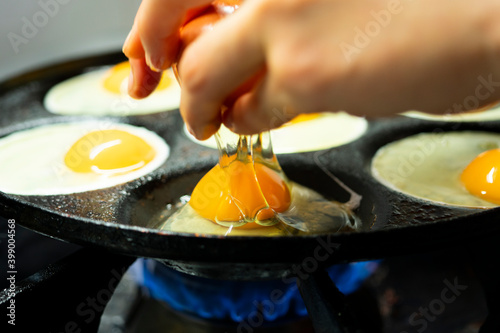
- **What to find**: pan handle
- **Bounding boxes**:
[0,247,135,332]
[297,267,364,333]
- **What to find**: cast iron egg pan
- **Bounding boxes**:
[1,52,500,280]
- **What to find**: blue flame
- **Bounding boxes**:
[131,259,379,322]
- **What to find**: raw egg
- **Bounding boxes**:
[166,0,360,235]
[184,112,368,153]
[165,124,359,236]
[189,160,291,226]
[0,122,169,195]
[371,131,500,208]
[162,180,360,236]
[44,61,181,116]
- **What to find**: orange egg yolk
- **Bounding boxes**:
[461,148,500,204]
[64,129,155,175]
[189,160,291,225]
[102,61,172,94]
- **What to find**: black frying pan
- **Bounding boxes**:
[1,52,500,280]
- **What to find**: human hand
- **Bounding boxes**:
[125,0,500,140]
[178,0,500,139]
[123,0,214,98]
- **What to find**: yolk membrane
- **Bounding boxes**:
[189,160,291,225]
[65,129,155,175]
[102,61,172,94]
[461,148,500,204]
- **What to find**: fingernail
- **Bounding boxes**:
[146,56,165,72]
[190,123,219,140]
[156,56,168,71]
[223,110,235,132]
[127,67,135,96]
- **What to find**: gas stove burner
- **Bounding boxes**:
[130,259,378,323]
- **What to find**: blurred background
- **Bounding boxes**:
[0,0,140,81]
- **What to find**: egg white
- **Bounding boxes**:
[162,203,289,236]
[44,66,181,116]
[0,122,169,195]
[184,112,368,153]
[403,102,500,122]
[371,131,500,208]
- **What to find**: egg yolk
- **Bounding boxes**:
[189,160,291,225]
[102,61,172,94]
[461,148,500,204]
[64,129,155,175]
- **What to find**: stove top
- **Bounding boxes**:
[95,246,486,333]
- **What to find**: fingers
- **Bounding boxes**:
[128,58,162,99]
[124,0,214,102]
[178,8,265,140]
[133,0,213,71]
[133,0,180,71]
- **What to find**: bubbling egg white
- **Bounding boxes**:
[44,61,181,116]
[0,122,169,195]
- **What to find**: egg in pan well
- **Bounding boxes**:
[0,122,169,195]
[44,61,181,116]
[158,0,360,236]
[184,112,368,153]
[371,131,500,208]
[157,0,362,236]
[162,129,361,237]
[162,181,360,236]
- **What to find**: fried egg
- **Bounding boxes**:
[403,102,500,122]
[44,61,181,116]
[371,131,500,208]
[0,122,169,195]
[461,148,500,205]
[184,112,368,153]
